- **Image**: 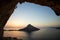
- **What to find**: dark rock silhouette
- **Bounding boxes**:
[19,24,40,33]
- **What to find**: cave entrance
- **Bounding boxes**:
[4,2,55,30]
[3,2,60,39]
[0,0,60,40]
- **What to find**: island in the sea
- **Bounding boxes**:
[18,24,40,33]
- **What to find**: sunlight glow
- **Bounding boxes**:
[4,2,60,30]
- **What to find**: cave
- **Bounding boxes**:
[0,0,60,39]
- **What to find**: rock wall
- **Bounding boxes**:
[0,0,18,39]
[0,0,60,39]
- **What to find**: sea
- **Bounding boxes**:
[3,27,60,40]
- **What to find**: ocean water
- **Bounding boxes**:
[3,28,60,40]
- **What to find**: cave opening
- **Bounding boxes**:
[0,0,60,39]
[0,0,60,40]
[3,2,60,39]
[5,2,59,29]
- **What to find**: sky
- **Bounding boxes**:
[4,2,60,30]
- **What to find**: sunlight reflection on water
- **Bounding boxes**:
[3,28,60,40]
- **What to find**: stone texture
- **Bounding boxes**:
[0,0,60,39]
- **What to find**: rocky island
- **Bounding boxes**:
[19,24,40,33]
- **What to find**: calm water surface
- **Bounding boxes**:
[3,28,60,40]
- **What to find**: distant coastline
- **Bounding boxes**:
[4,27,60,31]
[4,30,18,31]
[49,27,60,29]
